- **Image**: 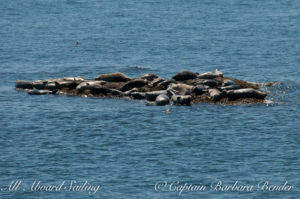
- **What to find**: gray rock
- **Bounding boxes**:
[15,80,33,89]
[95,72,130,82]
[172,71,198,81]
[146,90,167,101]
[155,94,169,106]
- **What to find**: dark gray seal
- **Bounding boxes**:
[202,79,219,87]
[131,92,146,99]
[226,88,267,99]
[15,80,33,89]
[172,71,198,81]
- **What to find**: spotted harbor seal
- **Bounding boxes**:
[155,94,170,106]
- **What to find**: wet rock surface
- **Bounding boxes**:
[15,70,274,106]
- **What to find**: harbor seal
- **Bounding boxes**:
[158,78,177,89]
[171,95,192,105]
[139,73,158,81]
[95,72,131,82]
[27,89,54,95]
[208,88,222,101]
[146,90,168,101]
[155,94,169,106]
[120,79,148,92]
[15,80,33,89]
[198,70,223,79]
[202,79,219,87]
[226,88,267,99]
[172,71,198,81]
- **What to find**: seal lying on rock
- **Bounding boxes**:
[168,83,194,95]
[209,89,222,101]
[151,78,165,87]
[171,95,192,106]
[95,72,131,82]
[226,88,267,100]
[192,85,210,95]
[157,78,177,89]
[121,79,148,91]
[76,81,106,92]
[222,79,236,86]
[15,80,33,89]
[172,71,198,81]
[202,79,219,87]
[63,76,85,82]
[146,90,168,101]
[139,73,158,81]
[15,69,273,106]
[220,85,241,91]
[198,69,223,79]
[32,80,47,89]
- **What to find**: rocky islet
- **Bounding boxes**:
[15,70,271,106]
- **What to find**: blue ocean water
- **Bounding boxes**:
[0,0,300,198]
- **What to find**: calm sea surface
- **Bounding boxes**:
[0,0,299,198]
